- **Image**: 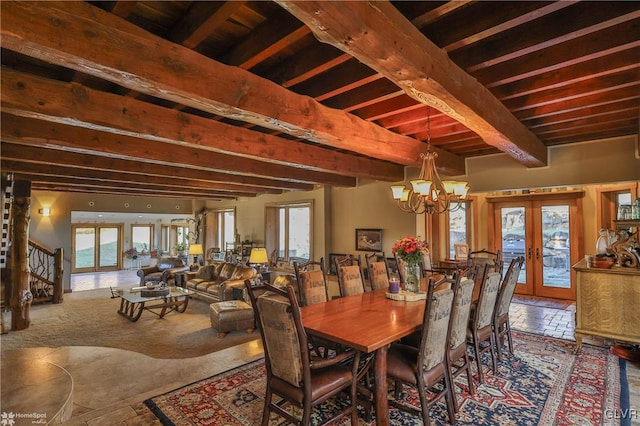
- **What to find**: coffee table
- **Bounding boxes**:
[117,286,194,322]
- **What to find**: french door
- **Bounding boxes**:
[488,193,583,300]
[72,224,123,273]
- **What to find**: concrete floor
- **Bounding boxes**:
[1,271,638,425]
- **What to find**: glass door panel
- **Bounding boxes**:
[539,205,570,289]
[533,200,577,300]
[74,227,96,272]
[99,227,119,269]
[498,205,532,294]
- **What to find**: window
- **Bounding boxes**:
[161,225,170,252]
[280,203,311,261]
[212,209,235,251]
[176,225,189,246]
[443,200,474,259]
[597,183,638,229]
[131,225,153,252]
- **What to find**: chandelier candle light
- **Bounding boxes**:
[390,109,470,214]
[392,236,428,293]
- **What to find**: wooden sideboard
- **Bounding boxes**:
[572,259,640,356]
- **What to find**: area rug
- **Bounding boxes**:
[512,295,574,310]
[144,331,627,425]
[0,288,259,359]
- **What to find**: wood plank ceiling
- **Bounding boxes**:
[1,1,639,199]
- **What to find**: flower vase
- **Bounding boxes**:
[404,263,421,293]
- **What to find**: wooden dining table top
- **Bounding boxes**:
[300,288,426,353]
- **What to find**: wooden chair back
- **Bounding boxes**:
[365,252,390,291]
[418,278,455,371]
[495,256,524,320]
[293,258,328,306]
[335,254,365,296]
[468,248,502,275]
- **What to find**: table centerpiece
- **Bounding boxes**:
[392,236,428,293]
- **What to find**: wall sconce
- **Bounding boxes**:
[39,207,51,217]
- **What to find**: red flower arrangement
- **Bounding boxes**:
[391,236,428,266]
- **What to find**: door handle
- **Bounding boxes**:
[536,247,540,260]
[527,247,532,260]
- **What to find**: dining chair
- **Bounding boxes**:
[335,254,366,296]
[467,248,503,275]
[293,258,341,357]
[467,271,502,384]
[447,274,476,411]
[365,252,391,291]
[386,277,456,426]
[244,280,361,426]
[293,258,329,306]
[493,256,525,361]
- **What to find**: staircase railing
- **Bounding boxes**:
[28,239,63,304]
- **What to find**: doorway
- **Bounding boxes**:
[488,192,584,300]
[72,224,123,273]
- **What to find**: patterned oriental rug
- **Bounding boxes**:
[144,331,628,425]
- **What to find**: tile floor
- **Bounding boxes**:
[2,271,639,425]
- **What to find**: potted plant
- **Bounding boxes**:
[175,242,188,257]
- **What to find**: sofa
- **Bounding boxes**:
[137,257,189,286]
[184,261,258,302]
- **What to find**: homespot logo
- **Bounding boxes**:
[1,412,47,425]
[604,408,638,420]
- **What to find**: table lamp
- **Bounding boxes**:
[188,244,203,268]
[249,247,269,272]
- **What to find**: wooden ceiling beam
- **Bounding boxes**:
[277,0,548,168]
[27,182,229,200]
[1,70,401,181]
[0,143,314,192]
[471,18,640,86]
[13,172,250,198]
[0,114,357,188]
[220,8,310,70]
[1,159,282,195]
[169,1,248,49]
[0,1,465,175]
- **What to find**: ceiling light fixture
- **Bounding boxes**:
[390,108,470,214]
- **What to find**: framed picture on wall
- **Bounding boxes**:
[454,243,469,260]
[328,253,347,275]
[355,228,383,252]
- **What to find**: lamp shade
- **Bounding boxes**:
[249,248,268,264]
[188,244,203,255]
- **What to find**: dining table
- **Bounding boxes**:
[300,287,426,426]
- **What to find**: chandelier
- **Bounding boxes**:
[390,109,470,214]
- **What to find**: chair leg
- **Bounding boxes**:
[489,334,498,374]
[443,371,457,425]
[495,326,504,362]
[261,389,272,426]
[505,319,514,355]
[416,383,431,426]
[464,352,475,397]
[473,338,485,384]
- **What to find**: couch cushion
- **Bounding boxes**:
[186,278,205,290]
[196,266,214,281]
[156,257,186,271]
[144,271,164,283]
[231,266,256,280]
[219,263,237,280]
[211,262,225,278]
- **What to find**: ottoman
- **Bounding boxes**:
[209,300,255,338]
